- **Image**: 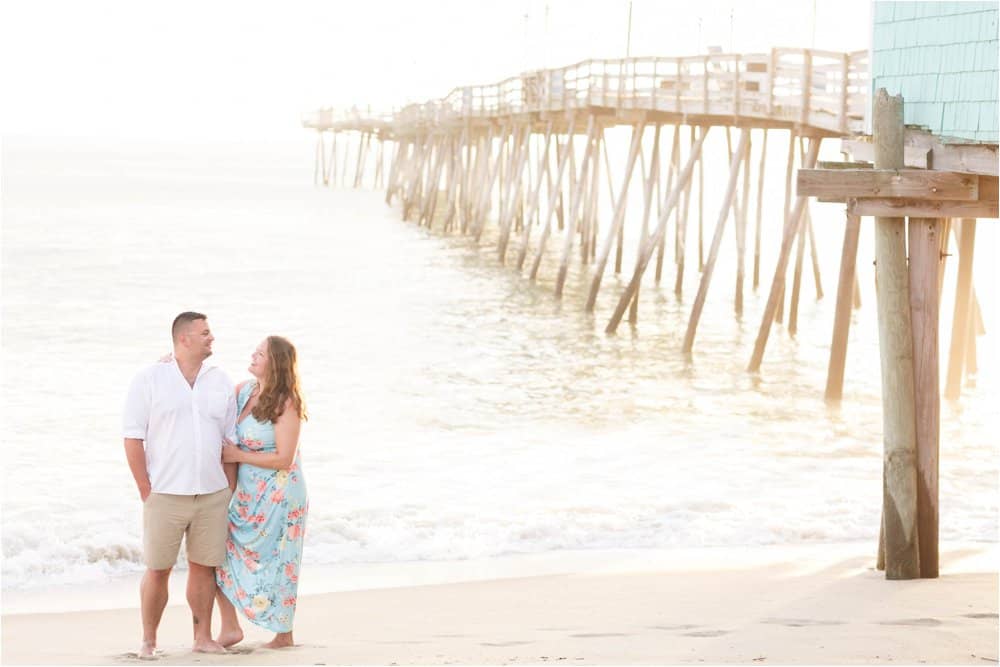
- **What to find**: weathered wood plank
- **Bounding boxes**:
[797,169,979,201]
[847,198,998,219]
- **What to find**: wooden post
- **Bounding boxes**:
[965,308,978,378]
[355,132,371,189]
[444,130,466,232]
[775,129,797,324]
[579,130,595,263]
[909,216,941,579]
[944,219,976,400]
[872,89,920,580]
[402,133,431,221]
[806,213,824,299]
[824,212,862,401]
[674,125,696,296]
[585,120,646,312]
[468,129,493,234]
[330,132,337,188]
[313,133,321,186]
[421,135,449,226]
[657,127,681,283]
[606,128,710,333]
[698,131,705,272]
[553,115,599,293]
[341,132,351,187]
[473,121,511,240]
[320,132,331,186]
[735,131,752,315]
[629,123,662,323]
[788,198,811,336]
[525,115,577,272]
[681,129,750,354]
[497,126,532,261]
[516,121,555,263]
[587,128,601,263]
[374,136,384,189]
[746,137,821,372]
[753,129,769,289]
[384,137,403,205]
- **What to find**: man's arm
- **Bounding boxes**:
[124,438,151,501]
[223,462,238,493]
[123,370,151,500]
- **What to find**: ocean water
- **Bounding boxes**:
[2,134,997,594]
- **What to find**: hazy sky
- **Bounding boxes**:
[2,0,872,141]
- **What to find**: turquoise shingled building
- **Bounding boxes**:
[872,1,999,142]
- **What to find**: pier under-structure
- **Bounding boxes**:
[306,51,999,582]
[302,48,993,406]
[799,92,997,579]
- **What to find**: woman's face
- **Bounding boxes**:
[249,339,270,379]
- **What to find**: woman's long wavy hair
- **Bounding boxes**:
[252,336,308,423]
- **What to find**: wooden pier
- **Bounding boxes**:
[303,48,994,404]
[305,50,998,582]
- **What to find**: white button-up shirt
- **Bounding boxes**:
[123,361,237,495]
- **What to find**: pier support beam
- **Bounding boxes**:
[872,89,920,580]
[605,128,709,333]
[585,119,646,313]
[682,128,750,354]
[747,136,821,372]
[551,116,598,291]
[824,212,861,401]
[944,219,977,400]
[909,216,942,579]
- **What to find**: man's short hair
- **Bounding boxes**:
[172,311,207,342]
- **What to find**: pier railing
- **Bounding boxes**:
[304,48,869,137]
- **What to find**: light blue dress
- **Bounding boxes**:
[216,381,308,633]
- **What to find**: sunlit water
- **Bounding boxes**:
[2,134,997,594]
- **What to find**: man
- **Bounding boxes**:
[123,311,238,657]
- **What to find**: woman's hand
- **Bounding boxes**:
[221,442,243,464]
[157,352,173,363]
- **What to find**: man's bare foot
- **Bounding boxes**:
[216,628,244,648]
[192,639,227,654]
[138,640,156,659]
[262,635,294,649]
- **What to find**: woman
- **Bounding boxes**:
[215,335,308,649]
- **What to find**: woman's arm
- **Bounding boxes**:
[222,398,301,470]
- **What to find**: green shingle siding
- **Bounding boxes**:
[873,2,998,142]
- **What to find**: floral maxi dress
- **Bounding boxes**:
[216,381,308,632]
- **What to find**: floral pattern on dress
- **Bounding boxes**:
[216,381,308,633]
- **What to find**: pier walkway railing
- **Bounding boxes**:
[303,48,869,137]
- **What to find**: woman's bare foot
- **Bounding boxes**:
[262,632,294,649]
[192,638,227,654]
[138,639,156,659]
[216,628,244,648]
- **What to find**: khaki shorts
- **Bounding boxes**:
[143,488,232,570]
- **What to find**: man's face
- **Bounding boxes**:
[181,318,214,360]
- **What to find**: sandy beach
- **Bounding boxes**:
[2,542,996,665]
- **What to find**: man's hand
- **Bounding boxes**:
[221,445,242,464]
[138,482,152,502]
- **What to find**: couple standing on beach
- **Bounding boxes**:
[123,311,309,657]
